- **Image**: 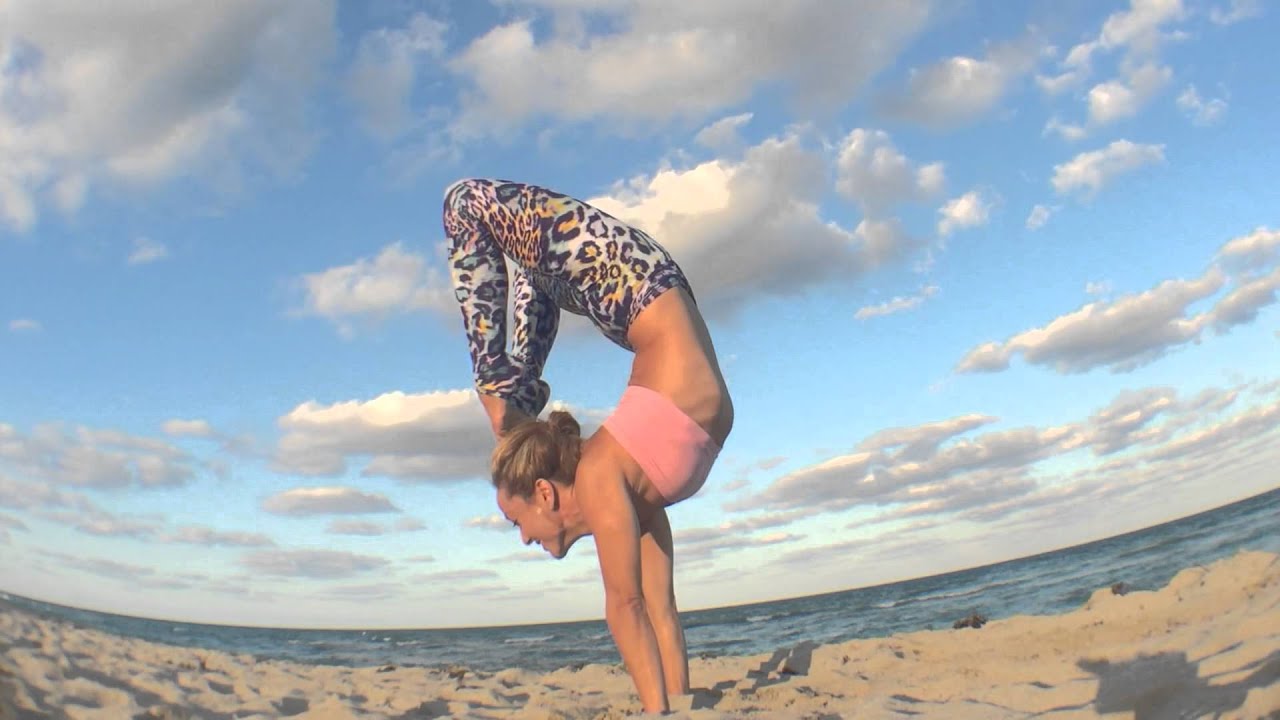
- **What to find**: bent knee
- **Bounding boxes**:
[444,177,481,199]
[443,178,487,214]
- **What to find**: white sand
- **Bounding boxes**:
[2,549,1277,719]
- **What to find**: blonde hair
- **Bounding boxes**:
[490,410,582,498]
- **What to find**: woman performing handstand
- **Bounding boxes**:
[444,178,734,713]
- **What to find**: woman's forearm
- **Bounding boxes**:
[606,595,668,713]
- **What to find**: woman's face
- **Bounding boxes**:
[497,482,570,559]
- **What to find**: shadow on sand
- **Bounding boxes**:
[691,640,818,711]
[1077,649,1280,719]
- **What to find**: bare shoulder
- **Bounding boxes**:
[579,429,667,528]
[574,432,635,524]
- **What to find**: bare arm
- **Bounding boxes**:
[578,458,668,713]
[639,507,689,695]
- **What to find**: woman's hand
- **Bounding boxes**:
[478,394,532,437]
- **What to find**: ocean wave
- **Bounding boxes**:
[884,578,1019,608]
[503,635,555,645]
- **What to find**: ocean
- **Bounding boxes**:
[3,487,1278,675]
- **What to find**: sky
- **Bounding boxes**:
[1,0,1278,630]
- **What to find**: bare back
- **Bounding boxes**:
[625,288,734,446]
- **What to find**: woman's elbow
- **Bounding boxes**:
[606,592,648,618]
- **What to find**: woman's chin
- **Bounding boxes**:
[551,534,581,559]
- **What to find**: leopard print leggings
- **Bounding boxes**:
[443,178,693,418]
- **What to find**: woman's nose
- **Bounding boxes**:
[521,529,532,545]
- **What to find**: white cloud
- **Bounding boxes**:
[732,417,1071,515]
[1086,62,1172,126]
[161,419,216,438]
[590,131,922,319]
[1082,387,1180,455]
[1036,69,1086,96]
[855,285,938,320]
[272,389,496,482]
[679,511,813,545]
[1209,0,1262,25]
[261,486,400,516]
[493,549,547,563]
[326,519,387,536]
[1096,0,1187,56]
[1085,280,1113,296]
[127,237,169,266]
[0,177,37,232]
[40,508,159,539]
[1210,265,1280,331]
[241,549,389,579]
[1051,140,1165,197]
[161,525,275,547]
[694,112,754,151]
[0,513,28,534]
[1176,85,1228,126]
[1218,227,1280,272]
[937,190,992,237]
[1026,204,1054,230]
[676,529,804,563]
[1036,40,1099,95]
[316,582,405,601]
[8,319,41,333]
[294,242,454,336]
[467,514,512,531]
[38,549,177,588]
[880,35,1040,128]
[409,568,499,586]
[957,270,1224,374]
[858,413,999,458]
[1144,391,1279,462]
[272,390,609,485]
[1035,0,1187,137]
[957,226,1280,375]
[446,0,931,135]
[834,129,944,215]
[311,130,933,327]
[344,12,448,142]
[726,378,1276,531]
[0,422,200,490]
[0,473,96,512]
[1043,117,1088,142]
[0,0,336,232]
[395,517,425,532]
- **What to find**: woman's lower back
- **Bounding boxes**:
[626,288,734,446]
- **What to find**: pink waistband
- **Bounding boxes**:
[602,385,721,506]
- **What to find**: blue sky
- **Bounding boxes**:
[2,0,1278,629]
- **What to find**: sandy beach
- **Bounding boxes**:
[2,549,1277,719]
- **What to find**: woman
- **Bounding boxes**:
[444,178,734,713]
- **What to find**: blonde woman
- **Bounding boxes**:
[444,178,734,712]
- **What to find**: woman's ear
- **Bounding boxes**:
[534,478,555,509]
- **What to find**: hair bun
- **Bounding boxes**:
[547,410,581,439]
